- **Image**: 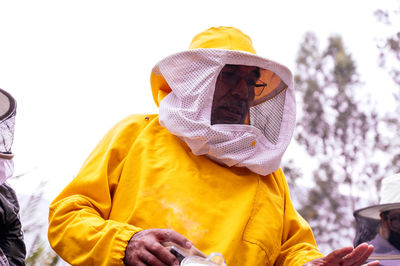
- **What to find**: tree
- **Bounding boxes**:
[375,2,400,173]
[15,178,61,266]
[292,32,383,252]
[376,3,400,88]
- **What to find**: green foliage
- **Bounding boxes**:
[24,234,60,266]
[293,32,384,252]
[25,235,45,265]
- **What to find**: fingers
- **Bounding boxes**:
[125,229,191,266]
[138,248,169,266]
[341,243,373,266]
[156,229,193,249]
[323,246,355,263]
[147,241,179,265]
[308,244,377,266]
[130,261,147,266]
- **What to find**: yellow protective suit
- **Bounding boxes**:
[48,27,324,266]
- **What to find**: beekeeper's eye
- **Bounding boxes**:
[254,82,267,96]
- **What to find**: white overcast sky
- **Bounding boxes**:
[1,0,399,201]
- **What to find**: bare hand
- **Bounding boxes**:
[304,243,379,266]
[124,228,193,266]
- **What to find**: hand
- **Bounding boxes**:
[304,243,380,266]
[124,228,193,266]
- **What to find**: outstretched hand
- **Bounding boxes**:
[304,243,379,266]
[124,228,193,266]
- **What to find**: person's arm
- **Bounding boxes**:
[49,115,193,266]
[274,169,324,265]
[48,115,146,265]
[0,184,26,266]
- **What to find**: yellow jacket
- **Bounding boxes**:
[48,114,323,265]
[48,27,324,265]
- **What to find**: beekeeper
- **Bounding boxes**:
[0,88,26,266]
[48,27,378,266]
[354,173,400,265]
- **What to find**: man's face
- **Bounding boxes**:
[387,209,400,234]
[211,65,260,125]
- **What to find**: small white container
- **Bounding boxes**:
[180,252,226,266]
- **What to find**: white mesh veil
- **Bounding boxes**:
[0,88,16,184]
[0,89,16,155]
[153,49,295,176]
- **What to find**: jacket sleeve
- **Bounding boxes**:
[0,184,26,266]
[48,115,148,266]
[274,169,324,265]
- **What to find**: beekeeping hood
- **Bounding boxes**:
[150,27,296,176]
[0,88,16,184]
[353,173,400,245]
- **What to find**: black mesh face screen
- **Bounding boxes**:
[0,89,16,154]
[211,64,260,125]
[353,214,381,246]
[211,65,287,144]
[250,89,286,145]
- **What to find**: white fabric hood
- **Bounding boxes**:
[152,48,296,176]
